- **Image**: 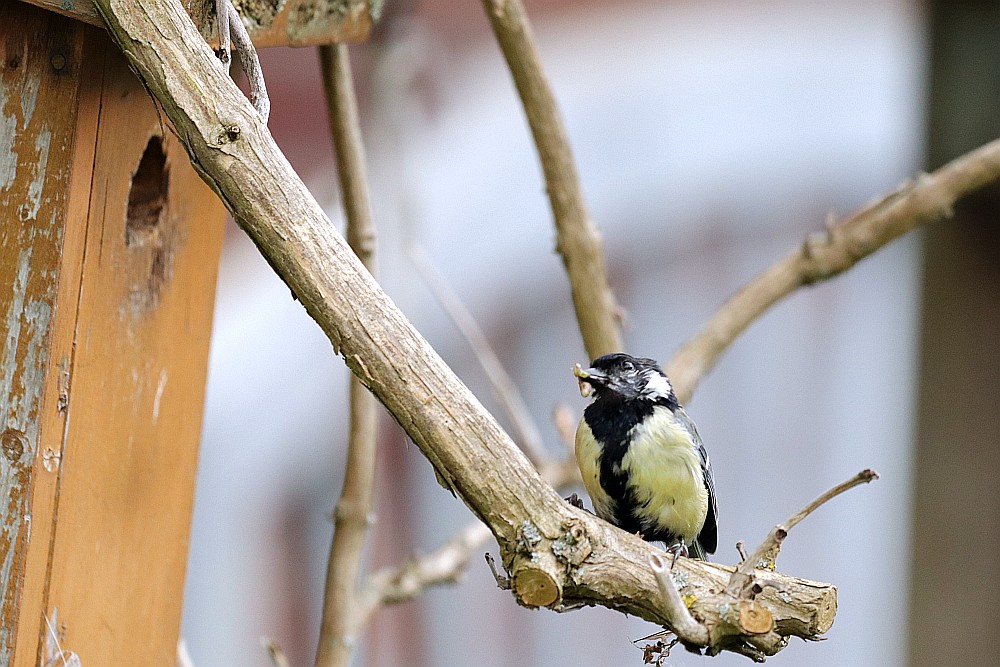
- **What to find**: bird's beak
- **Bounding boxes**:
[573,363,607,397]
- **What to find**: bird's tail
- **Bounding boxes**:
[687,539,709,561]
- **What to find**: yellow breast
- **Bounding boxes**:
[574,418,615,520]
[622,407,708,542]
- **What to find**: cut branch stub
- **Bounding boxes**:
[511,520,561,607]
[501,506,836,655]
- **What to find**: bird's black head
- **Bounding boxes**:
[574,353,676,405]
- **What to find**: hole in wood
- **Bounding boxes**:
[126,136,169,247]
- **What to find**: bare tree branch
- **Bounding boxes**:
[349,247,583,627]
[480,0,622,360]
[726,469,879,598]
[636,473,880,663]
[409,245,548,467]
[222,0,269,121]
[315,43,378,667]
[213,0,230,66]
[358,521,493,626]
[649,553,709,646]
[667,143,1000,402]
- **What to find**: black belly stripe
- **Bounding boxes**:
[583,397,680,542]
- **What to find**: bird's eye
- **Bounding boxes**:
[622,361,634,372]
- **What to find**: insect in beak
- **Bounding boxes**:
[573,363,605,397]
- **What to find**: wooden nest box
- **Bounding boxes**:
[0,1,371,664]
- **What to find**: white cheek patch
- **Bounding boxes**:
[641,371,673,399]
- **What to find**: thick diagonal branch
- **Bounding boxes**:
[95,0,547,583]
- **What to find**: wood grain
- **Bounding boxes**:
[0,7,95,663]
[32,45,225,666]
[1,4,226,664]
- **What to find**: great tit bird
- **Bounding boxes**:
[573,353,718,560]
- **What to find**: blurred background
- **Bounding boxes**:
[181,0,1000,665]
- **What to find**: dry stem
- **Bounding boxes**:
[481,0,622,359]
[638,471,879,662]
[358,521,493,627]
[409,244,547,467]
[667,146,1000,402]
[726,469,879,598]
[315,43,378,667]
[221,0,269,122]
[649,553,709,646]
[213,0,230,66]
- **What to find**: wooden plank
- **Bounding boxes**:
[10,26,106,667]
[15,0,373,46]
[0,6,96,664]
[0,3,226,663]
[26,39,226,666]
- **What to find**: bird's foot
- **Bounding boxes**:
[565,492,587,511]
[666,541,689,570]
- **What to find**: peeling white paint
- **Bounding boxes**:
[42,448,60,473]
[19,299,52,445]
[0,248,31,664]
[152,368,168,423]
[1,248,32,425]
[20,127,51,222]
[0,84,18,192]
[20,71,40,129]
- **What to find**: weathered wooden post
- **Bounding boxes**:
[0,2,370,664]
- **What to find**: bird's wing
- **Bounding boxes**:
[674,406,718,555]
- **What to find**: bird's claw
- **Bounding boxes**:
[666,541,689,570]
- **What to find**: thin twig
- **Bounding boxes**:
[262,638,290,667]
[225,0,269,122]
[321,44,376,263]
[357,521,494,628]
[649,553,709,646]
[485,552,513,589]
[214,0,230,67]
[42,608,79,667]
[735,540,748,563]
[726,469,879,597]
[315,43,379,667]
[551,402,577,455]
[668,143,1000,402]
[784,468,879,532]
[480,0,622,359]
[409,244,547,467]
